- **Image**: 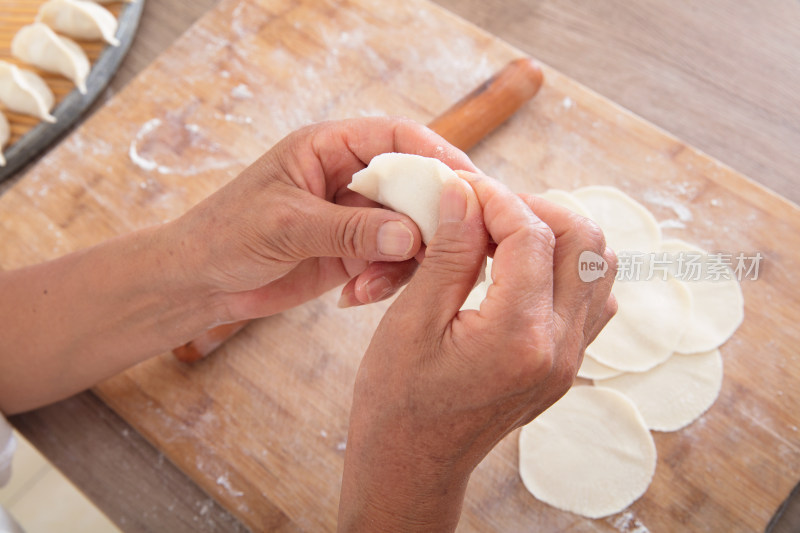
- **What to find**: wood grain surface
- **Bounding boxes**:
[435,0,800,205]
[3,0,799,532]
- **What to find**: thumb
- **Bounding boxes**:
[287,194,422,262]
[394,178,488,327]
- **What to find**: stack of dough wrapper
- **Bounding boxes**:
[518,185,744,519]
[349,153,745,520]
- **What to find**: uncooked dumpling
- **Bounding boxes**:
[573,186,661,252]
[519,386,656,518]
[587,275,692,372]
[595,349,723,432]
[12,23,91,94]
[0,61,56,123]
[349,152,459,243]
[660,239,744,353]
[0,113,9,166]
[38,0,120,46]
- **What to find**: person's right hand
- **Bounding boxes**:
[338,172,617,532]
[169,118,476,323]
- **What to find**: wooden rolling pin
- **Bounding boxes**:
[173,57,544,363]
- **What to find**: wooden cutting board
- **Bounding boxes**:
[1,0,798,530]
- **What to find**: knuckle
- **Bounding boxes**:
[522,220,556,254]
[562,342,583,384]
[514,333,556,384]
[573,216,606,253]
[425,237,483,275]
[428,233,479,256]
[395,116,428,135]
[335,210,370,257]
[556,362,577,396]
[516,326,580,398]
[585,297,618,346]
[604,248,619,279]
[264,202,307,260]
[549,346,579,397]
[605,294,619,320]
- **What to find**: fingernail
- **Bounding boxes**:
[337,291,359,309]
[440,179,468,223]
[378,221,414,257]
[365,276,393,303]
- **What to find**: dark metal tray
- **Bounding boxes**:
[0,0,145,183]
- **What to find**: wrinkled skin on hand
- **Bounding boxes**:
[339,173,617,532]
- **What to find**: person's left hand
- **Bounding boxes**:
[170,117,477,322]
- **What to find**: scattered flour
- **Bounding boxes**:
[223,113,253,125]
[660,219,687,230]
[129,118,238,176]
[644,190,693,222]
[608,511,650,533]
[198,501,210,516]
[216,473,244,498]
[128,119,163,173]
[231,84,253,100]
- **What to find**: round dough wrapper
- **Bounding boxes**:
[573,186,661,252]
[587,276,692,372]
[538,189,592,218]
[660,239,744,353]
[577,353,623,380]
[595,349,723,432]
[518,386,656,519]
